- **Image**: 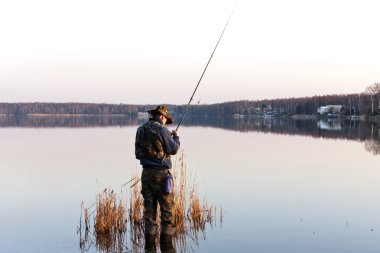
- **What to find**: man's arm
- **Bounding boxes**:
[161,127,180,155]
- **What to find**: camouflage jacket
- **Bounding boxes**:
[135,117,180,168]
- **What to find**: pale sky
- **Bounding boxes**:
[1,0,379,104]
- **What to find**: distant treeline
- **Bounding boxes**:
[1,92,379,117]
[178,93,377,116]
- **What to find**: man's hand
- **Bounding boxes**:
[171,130,179,137]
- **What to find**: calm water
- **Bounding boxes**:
[0,116,379,252]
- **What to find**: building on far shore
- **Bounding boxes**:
[137,112,149,119]
[318,105,343,115]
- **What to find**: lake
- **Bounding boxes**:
[0,115,379,252]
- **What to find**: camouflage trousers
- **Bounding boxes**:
[141,167,175,235]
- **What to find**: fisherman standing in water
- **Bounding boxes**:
[135,105,180,252]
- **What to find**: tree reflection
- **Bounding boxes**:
[365,126,380,155]
[365,140,380,155]
[0,114,139,128]
[182,116,380,155]
[1,114,379,155]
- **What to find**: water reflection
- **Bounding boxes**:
[0,114,136,128]
[317,119,342,131]
[183,116,380,154]
[1,114,379,155]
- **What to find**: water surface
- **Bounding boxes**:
[0,116,379,252]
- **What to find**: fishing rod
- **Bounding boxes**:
[118,4,238,189]
[175,3,237,131]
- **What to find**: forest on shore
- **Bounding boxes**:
[1,83,379,119]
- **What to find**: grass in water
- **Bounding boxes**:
[94,189,127,252]
[78,150,223,252]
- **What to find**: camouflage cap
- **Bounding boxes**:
[148,105,174,124]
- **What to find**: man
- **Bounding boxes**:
[135,105,180,252]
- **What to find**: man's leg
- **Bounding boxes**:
[158,191,175,236]
[158,182,176,252]
[141,169,158,251]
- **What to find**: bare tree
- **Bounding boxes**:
[366,82,380,114]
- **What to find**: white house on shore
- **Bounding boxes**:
[137,112,149,119]
[318,105,343,115]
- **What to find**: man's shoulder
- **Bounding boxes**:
[137,120,164,135]
[139,120,160,127]
[160,125,170,134]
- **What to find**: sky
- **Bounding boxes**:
[1,0,379,105]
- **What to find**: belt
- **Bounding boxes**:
[143,166,169,171]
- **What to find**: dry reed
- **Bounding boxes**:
[78,150,223,253]
[93,189,127,252]
[129,172,144,249]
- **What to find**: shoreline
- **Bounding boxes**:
[290,114,319,120]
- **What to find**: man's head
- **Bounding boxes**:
[148,105,174,125]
